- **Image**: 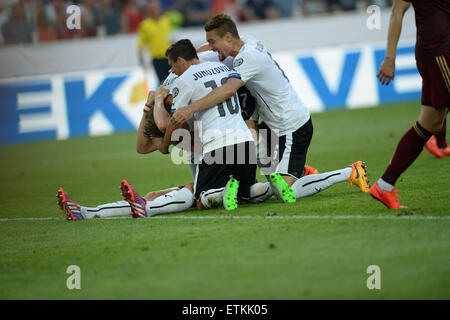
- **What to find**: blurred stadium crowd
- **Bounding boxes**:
[0,0,393,45]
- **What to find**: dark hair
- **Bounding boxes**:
[165,39,199,61]
[204,13,239,39]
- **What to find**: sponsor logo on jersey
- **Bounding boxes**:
[172,87,179,98]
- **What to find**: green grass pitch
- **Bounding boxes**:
[0,102,449,299]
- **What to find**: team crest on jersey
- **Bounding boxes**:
[233,58,244,68]
[172,87,179,98]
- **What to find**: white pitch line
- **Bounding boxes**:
[0,215,449,222]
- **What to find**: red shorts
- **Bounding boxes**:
[416,52,450,109]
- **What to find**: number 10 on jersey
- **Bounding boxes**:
[204,77,240,117]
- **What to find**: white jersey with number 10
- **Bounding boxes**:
[170,61,253,156]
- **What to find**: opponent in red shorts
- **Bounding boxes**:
[372,0,450,209]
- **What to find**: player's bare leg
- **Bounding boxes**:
[418,106,448,134]
[282,175,297,187]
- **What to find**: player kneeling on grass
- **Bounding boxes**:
[120,39,291,216]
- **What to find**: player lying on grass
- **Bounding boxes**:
[57,88,196,220]
[168,14,370,202]
[57,83,269,220]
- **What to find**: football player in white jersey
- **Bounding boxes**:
[169,13,370,201]
[57,42,274,220]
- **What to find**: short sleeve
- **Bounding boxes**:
[231,50,258,83]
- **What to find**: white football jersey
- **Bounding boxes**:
[170,61,253,156]
[162,51,237,130]
[231,39,310,136]
[161,51,239,163]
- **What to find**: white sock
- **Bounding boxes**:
[376,178,394,191]
[146,187,194,216]
[82,200,131,219]
[249,182,273,203]
[291,167,352,198]
[200,187,224,209]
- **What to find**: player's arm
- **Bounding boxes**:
[170,77,244,126]
[153,86,171,133]
[136,91,155,153]
[377,0,411,85]
[158,119,191,154]
[158,118,177,154]
[196,42,211,53]
[137,113,162,154]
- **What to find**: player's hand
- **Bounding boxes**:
[155,86,168,99]
[170,106,194,127]
[146,90,155,106]
[377,57,395,85]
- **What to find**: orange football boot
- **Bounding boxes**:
[347,161,370,192]
[304,165,319,176]
[425,136,445,158]
[369,182,407,209]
